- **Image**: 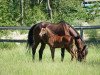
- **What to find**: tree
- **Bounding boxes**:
[19,0,24,25]
[47,0,52,19]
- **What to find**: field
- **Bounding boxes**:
[0,43,100,75]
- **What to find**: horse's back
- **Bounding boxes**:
[46,23,67,36]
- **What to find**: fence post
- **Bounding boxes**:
[80,28,83,39]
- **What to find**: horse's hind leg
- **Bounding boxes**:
[32,42,39,60]
[61,48,65,62]
[39,42,46,61]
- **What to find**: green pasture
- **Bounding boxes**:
[0,43,100,75]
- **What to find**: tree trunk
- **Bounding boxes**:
[47,0,52,19]
[20,0,24,26]
[37,0,39,4]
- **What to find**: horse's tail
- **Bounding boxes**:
[27,24,37,49]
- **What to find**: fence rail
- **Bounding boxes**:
[0,26,100,30]
[0,26,100,43]
[0,26,30,30]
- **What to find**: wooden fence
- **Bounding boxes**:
[0,26,100,43]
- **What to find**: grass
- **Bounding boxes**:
[0,43,100,75]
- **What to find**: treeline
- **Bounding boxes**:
[0,0,99,26]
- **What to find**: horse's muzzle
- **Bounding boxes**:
[39,33,42,37]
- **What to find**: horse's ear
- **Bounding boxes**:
[82,45,88,56]
[82,45,87,52]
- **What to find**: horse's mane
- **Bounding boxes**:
[66,22,84,39]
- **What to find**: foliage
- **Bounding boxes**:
[0,0,99,26]
[24,5,47,26]
[0,0,20,26]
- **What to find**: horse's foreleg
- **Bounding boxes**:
[67,47,75,61]
[71,54,74,61]
[61,48,65,62]
[50,48,55,61]
[70,49,78,61]
[32,42,39,60]
[39,42,46,61]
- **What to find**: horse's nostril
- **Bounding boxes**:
[43,34,45,36]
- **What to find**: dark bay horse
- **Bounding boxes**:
[27,21,88,61]
[39,27,77,61]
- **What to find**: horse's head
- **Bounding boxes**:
[78,45,88,62]
[39,28,47,37]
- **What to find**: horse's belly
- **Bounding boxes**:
[53,42,64,48]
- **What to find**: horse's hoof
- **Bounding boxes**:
[61,59,64,62]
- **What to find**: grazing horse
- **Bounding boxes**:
[39,27,77,61]
[27,21,88,61]
[68,25,88,61]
